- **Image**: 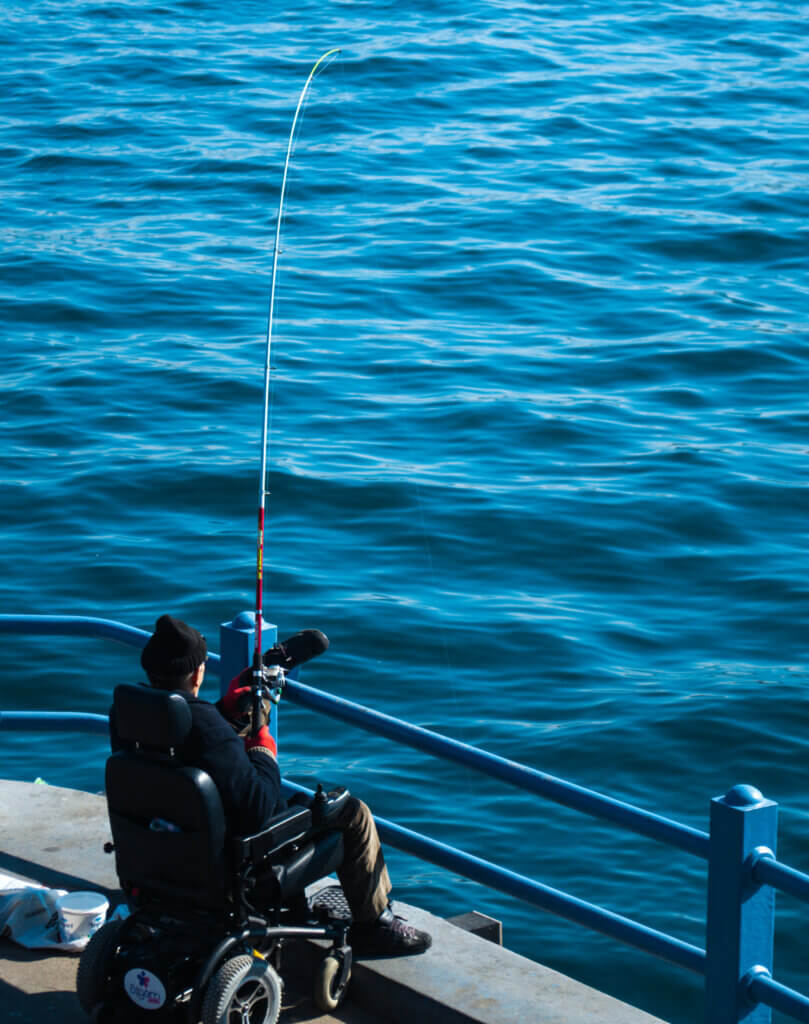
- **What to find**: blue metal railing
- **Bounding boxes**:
[282,677,710,858]
[0,711,109,734]
[1,612,808,1024]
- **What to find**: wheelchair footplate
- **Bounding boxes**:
[309,884,352,924]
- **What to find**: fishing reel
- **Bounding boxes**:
[249,663,286,736]
[223,665,286,740]
[253,662,287,706]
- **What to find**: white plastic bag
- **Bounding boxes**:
[0,872,104,953]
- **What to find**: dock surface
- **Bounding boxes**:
[0,779,666,1023]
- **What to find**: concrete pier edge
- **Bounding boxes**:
[0,780,665,1024]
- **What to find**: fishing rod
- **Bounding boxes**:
[252,49,341,719]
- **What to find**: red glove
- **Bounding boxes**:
[245,726,277,758]
[221,667,253,718]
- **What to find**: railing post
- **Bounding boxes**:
[705,784,777,1023]
[219,612,278,742]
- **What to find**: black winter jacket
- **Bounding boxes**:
[178,694,282,837]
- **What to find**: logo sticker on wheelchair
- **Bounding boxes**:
[124,968,167,1010]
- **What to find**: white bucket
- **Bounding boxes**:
[55,891,109,944]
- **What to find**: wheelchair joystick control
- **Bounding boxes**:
[310,785,350,830]
[312,784,327,827]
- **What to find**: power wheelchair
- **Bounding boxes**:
[77,683,354,1024]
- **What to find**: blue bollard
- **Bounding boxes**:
[705,784,778,1023]
[219,612,278,744]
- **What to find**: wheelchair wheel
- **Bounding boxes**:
[201,954,282,1024]
[313,952,351,1013]
[76,918,125,1014]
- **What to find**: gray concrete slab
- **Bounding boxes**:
[0,780,119,896]
[0,780,667,1024]
[306,880,666,1024]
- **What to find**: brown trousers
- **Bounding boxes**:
[332,796,392,923]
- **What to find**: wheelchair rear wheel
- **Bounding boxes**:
[76,918,126,1014]
[313,952,351,1013]
[201,954,282,1024]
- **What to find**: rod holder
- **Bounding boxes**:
[219,612,278,743]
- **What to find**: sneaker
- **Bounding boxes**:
[349,910,432,956]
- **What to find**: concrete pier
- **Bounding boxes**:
[0,780,666,1024]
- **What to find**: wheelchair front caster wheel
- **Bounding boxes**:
[201,954,282,1024]
[314,952,351,1012]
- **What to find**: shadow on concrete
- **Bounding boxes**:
[1,984,84,1024]
[0,851,121,902]
[0,938,85,1024]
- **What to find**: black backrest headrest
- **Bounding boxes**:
[112,683,192,750]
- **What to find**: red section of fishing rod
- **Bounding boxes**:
[251,503,266,737]
[255,504,265,669]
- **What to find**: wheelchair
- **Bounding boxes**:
[77,683,354,1024]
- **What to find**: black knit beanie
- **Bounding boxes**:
[140,615,207,680]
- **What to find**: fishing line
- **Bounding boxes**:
[254,49,341,689]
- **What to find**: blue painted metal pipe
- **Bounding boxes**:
[746,971,809,1023]
[281,781,706,976]
[0,614,150,647]
[753,854,809,905]
[0,614,221,670]
[376,814,707,975]
[283,678,710,859]
[0,710,109,734]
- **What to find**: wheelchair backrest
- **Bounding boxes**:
[106,684,229,911]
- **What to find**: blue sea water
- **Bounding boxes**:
[2,1,809,1019]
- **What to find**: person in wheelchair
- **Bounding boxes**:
[127,614,431,957]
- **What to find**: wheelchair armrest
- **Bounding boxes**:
[235,805,313,863]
